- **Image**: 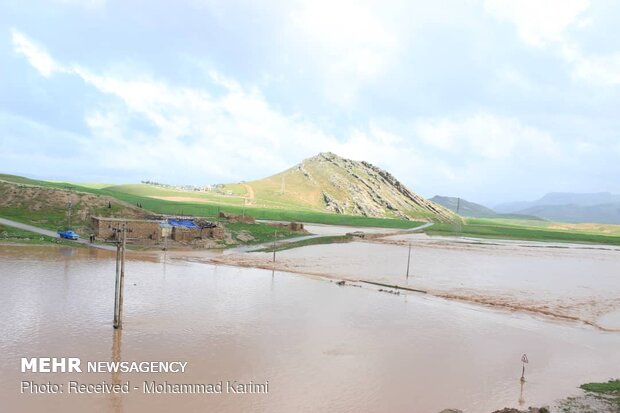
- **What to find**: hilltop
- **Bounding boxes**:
[224,152,456,222]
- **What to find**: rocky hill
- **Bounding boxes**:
[235,152,456,222]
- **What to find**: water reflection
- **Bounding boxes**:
[518,380,526,407]
[1,245,620,413]
[111,328,123,413]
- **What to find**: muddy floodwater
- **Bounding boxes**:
[1,245,620,413]
[214,234,620,331]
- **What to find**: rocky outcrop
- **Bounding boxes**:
[308,152,456,222]
[322,191,345,214]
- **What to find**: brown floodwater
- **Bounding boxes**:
[219,234,620,330]
[1,244,619,413]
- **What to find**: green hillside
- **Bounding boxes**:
[84,152,458,223]
[219,152,456,222]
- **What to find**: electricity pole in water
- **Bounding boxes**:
[272,230,277,276]
[406,243,412,280]
[113,225,127,329]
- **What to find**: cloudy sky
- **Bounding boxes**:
[1,0,619,205]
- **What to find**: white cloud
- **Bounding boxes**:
[567,50,620,86]
[413,113,558,160]
[289,0,399,106]
[10,29,576,201]
[11,29,65,77]
[52,0,106,10]
[483,0,590,47]
[484,0,620,88]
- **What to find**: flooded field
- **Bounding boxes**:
[1,244,619,412]
[211,234,620,331]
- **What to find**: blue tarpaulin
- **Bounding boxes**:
[168,219,199,229]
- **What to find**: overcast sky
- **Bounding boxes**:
[1,0,619,205]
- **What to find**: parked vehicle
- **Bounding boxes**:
[57,230,79,240]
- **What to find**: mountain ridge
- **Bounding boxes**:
[431,195,543,220]
[495,192,620,224]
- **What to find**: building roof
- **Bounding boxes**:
[168,219,199,229]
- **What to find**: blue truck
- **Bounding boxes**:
[57,230,79,240]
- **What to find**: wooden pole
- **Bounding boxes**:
[272,230,277,275]
[118,225,126,328]
[406,243,412,280]
[113,228,121,329]
[113,225,127,329]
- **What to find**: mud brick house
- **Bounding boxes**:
[168,219,226,242]
[92,217,226,244]
[91,217,162,242]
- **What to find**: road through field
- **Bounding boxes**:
[0,217,116,250]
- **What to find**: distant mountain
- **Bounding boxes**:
[431,196,543,220]
[225,152,457,222]
[495,192,620,224]
[495,192,620,212]
[430,196,497,218]
[517,203,620,224]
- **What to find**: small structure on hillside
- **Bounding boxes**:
[218,211,256,224]
[267,222,305,232]
[91,216,226,244]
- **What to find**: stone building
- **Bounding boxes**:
[91,217,162,243]
[91,216,227,245]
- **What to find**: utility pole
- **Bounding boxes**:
[406,243,412,280]
[456,197,461,215]
[67,198,73,229]
[272,230,277,276]
[113,224,127,329]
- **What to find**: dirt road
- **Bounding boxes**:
[0,217,116,251]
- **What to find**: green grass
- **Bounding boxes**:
[0,206,69,231]
[226,222,299,245]
[426,218,620,246]
[2,174,425,229]
[77,189,425,229]
[2,173,439,230]
[255,235,353,252]
[0,224,80,246]
[580,380,620,409]
[9,173,620,246]
[581,380,620,394]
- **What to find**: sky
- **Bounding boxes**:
[1,0,619,206]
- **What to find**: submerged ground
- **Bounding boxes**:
[1,228,618,412]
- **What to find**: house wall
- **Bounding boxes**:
[92,217,162,242]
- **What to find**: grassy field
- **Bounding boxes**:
[256,235,353,252]
[580,380,620,410]
[226,222,300,245]
[426,217,620,245]
[5,173,620,245]
[0,224,80,246]
[0,175,426,229]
